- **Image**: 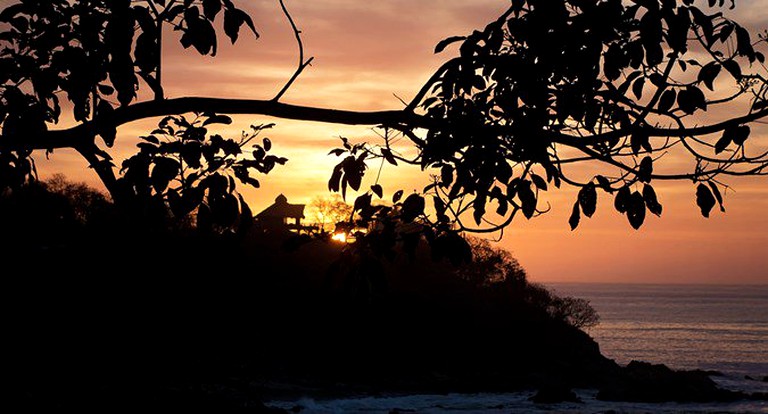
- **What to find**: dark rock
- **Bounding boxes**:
[691,369,724,377]
[529,386,582,404]
[597,361,745,403]
[763,376,768,383]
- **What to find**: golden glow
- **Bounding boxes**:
[331,233,348,243]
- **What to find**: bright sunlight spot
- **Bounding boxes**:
[331,232,347,243]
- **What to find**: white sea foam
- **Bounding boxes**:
[267,390,768,413]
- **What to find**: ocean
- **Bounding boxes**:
[266,283,768,413]
[548,283,768,396]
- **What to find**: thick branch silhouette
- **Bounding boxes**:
[3,97,766,154]
[0,98,430,152]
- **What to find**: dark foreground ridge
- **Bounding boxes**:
[6,228,766,413]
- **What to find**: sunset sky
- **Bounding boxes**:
[27,0,768,284]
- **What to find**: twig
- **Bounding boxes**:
[393,93,408,107]
[273,0,314,101]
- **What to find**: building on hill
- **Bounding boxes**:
[254,194,308,233]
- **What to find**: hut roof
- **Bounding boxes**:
[255,194,305,219]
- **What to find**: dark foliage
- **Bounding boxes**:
[0,174,113,251]
[335,0,767,235]
[117,113,285,234]
[0,0,259,202]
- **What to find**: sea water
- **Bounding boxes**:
[266,283,768,413]
[549,283,768,396]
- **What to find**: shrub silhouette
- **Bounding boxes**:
[455,236,599,329]
[43,174,114,225]
[0,174,114,251]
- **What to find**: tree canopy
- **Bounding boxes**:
[1,0,767,246]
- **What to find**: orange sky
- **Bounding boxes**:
[30,0,768,284]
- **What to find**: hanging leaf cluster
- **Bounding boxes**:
[117,113,286,233]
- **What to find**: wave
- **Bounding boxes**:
[266,390,768,413]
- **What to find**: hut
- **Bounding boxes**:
[254,194,306,232]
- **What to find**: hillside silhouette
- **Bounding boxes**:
[3,177,759,411]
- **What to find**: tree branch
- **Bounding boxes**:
[75,143,121,201]
[139,71,165,101]
[551,107,768,146]
[0,97,430,152]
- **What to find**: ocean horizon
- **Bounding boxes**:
[548,282,768,391]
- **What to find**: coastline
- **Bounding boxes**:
[260,282,768,412]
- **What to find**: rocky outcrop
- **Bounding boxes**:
[597,361,744,403]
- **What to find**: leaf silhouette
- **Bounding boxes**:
[569,201,580,230]
[371,184,383,198]
[203,0,222,20]
[614,186,631,214]
[393,190,404,203]
[696,183,716,218]
[698,62,721,91]
[203,114,233,126]
[708,181,725,212]
[401,193,425,222]
[642,184,662,216]
[638,156,653,183]
[517,181,537,219]
[657,89,676,113]
[627,191,646,229]
[434,36,466,54]
[578,183,597,218]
